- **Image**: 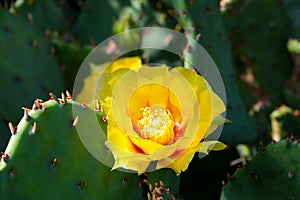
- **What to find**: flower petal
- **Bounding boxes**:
[107,119,143,154]
[105,69,141,136]
[198,141,227,154]
[98,57,141,102]
[129,136,164,154]
[148,84,170,108]
[172,67,209,94]
[76,62,109,103]
[78,57,141,103]
[137,65,170,82]
[100,64,227,175]
[112,155,150,175]
[97,74,113,101]
[190,119,211,147]
[167,141,227,174]
[168,148,197,174]
[209,91,226,121]
[128,86,149,123]
[168,91,181,123]
[206,115,226,135]
[105,56,142,73]
[198,90,226,121]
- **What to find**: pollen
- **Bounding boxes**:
[137,105,174,145]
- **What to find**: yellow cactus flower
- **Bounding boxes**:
[98,57,226,175]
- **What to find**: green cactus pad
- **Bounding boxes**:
[284,0,300,37]
[12,0,64,32]
[223,0,293,105]
[284,85,300,109]
[146,169,180,199]
[0,96,143,199]
[0,10,64,150]
[185,0,256,145]
[71,0,121,43]
[284,39,300,109]
[51,39,92,89]
[220,139,300,200]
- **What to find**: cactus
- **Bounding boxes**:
[174,0,256,145]
[270,105,293,141]
[270,105,300,141]
[72,0,172,44]
[11,0,79,33]
[113,0,256,145]
[71,0,122,43]
[146,169,180,200]
[2,0,300,199]
[222,0,293,106]
[0,92,181,199]
[0,93,145,199]
[284,0,300,37]
[284,84,300,109]
[112,0,169,34]
[11,0,64,32]
[284,39,300,109]
[51,38,93,89]
[220,139,300,199]
[0,9,64,150]
[283,0,300,112]
[179,148,239,200]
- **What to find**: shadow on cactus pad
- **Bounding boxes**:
[221,139,300,200]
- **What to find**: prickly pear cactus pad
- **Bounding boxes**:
[0,95,143,199]
[0,9,64,150]
[51,39,93,89]
[221,139,300,200]
[12,0,64,32]
[172,0,256,145]
[223,0,293,105]
[71,0,121,43]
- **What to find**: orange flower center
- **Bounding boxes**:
[137,104,175,145]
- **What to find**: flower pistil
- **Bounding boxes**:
[137,104,175,145]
